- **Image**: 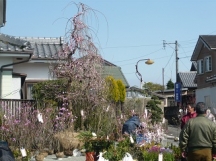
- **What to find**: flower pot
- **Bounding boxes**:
[86,152,96,161]
[64,150,73,157]
[55,152,64,160]
[40,152,48,158]
[46,149,54,155]
[35,154,44,161]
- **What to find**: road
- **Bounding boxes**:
[167,125,181,137]
[162,125,181,147]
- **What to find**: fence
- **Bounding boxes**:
[0,99,36,118]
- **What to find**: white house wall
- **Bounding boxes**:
[0,57,13,68]
[14,63,52,80]
[1,71,13,99]
[196,87,216,114]
[0,57,13,99]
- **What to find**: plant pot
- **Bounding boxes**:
[64,150,73,157]
[86,152,97,161]
[35,154,44,161]
[47,149,54,155]
[40,152,48,158]
[55,152,64,160]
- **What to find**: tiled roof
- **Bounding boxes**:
[0,33,32,52]
[200,35,216,49]
[191,35,216,61]
[0,33,63,59]
[17,36,63,60]
[127,86,166,99]
[102,66,130,88]
[178,72,197,88]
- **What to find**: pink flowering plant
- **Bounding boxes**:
[0,102,74,152]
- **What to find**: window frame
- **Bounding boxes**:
[205,56,212,72]
[197,59,204,74]
[24,80,43,100]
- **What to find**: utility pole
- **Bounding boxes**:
[162,68,164,95]
[163,40,178,83]
[175,40,178,82]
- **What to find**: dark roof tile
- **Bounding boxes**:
[200,35,216,49]
[178,72,197,88]
[18,37,63,59]
[191,35,216,61]
[0,33,32,52]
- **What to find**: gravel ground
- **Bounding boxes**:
[30,154,85,161]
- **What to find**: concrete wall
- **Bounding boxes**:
[196,86,216,114]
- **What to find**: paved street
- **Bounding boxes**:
[31,155,86,161]
[166,125,181,138]
[162,125,180,147]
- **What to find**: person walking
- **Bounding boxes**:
[179,102,216,161]
[180,103,197,129]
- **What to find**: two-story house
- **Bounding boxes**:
[191,35,216,114]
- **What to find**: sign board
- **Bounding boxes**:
[174,82,181,102]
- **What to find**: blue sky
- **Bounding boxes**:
[1,0,216,88]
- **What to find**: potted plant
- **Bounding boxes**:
[141,144,175,161]
[103,136,140,161]
[77,131,113,161]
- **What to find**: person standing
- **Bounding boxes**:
[206,109,215,122]
[179,103,197,161]
[179,102,216,161]
[180,103,197,129]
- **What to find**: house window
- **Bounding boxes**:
[25,81,40,100]
[197,59,204,74]
[205,56,212,72]
[26,83,35,99]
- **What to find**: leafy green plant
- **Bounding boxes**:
[32,79,68,109]
[104,137,144,161]
[170,145,181,160]
[146,96,163,124]
[142,145,175,161]
[77,131,113,152]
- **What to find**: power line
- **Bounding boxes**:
[102,43,162,49]
[113,48,163,63]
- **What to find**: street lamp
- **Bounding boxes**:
[135,59,154,88]
[135,58,154,120]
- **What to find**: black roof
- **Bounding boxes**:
[200,35,216,49]
[191,35,216,61]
